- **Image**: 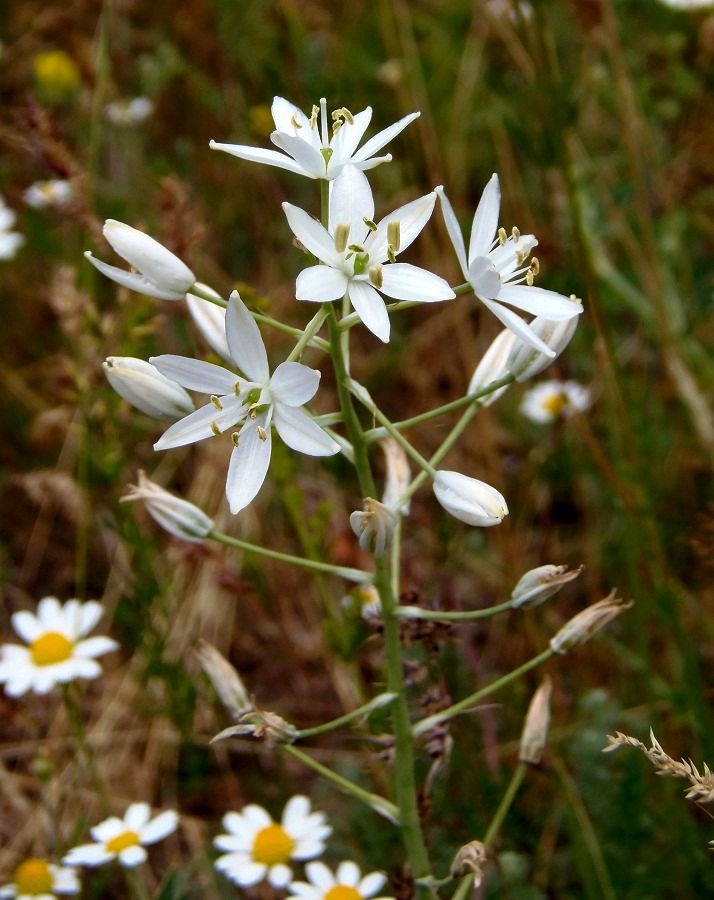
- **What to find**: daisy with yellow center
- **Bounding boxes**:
[62,803,178,869]
[520,379,591,424]
[0,597,118,697]
[214,795,331,888]
[289,861,394,900]
[0,858,80,899]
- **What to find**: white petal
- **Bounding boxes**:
[282,204,342,267]
[209,141,307,176]
[292,838,329,860]
[336,861,360,887]
[348,281,390,343]
[330,108,372,163]
[11,610,43,643]
[226,421,272,514]
[140,810,178,844]
[84,253,185,301]
[481,298,555,356]
[214,835,250,853]
[497,284,583,320]
[367,192,436,262]
[216,856,266,886]
[271,97,312,135]
[305,862,335,890]
[185,293,231,361]
[274,405,339,456]
[37,597,63,629]
[271,131,325,179]
[225,292,270,382]
[329,166,373,241]
[69,658,102,680]
[153,396,246,450]
[380,264,455,302]
[102,220,195,295]
[282,795,310,831]
[296,265,348,302]
[63,844,114,867]
[270,362,320,406]
[92,818,125,843]
[352,111,420,162]
[468,173,500,264]
[435,186,468,278]
[359,872,387,897]
[268,864,293,888]
[74,636,118,659]
[124,803,151,830]
[118,845,147,868]
[150,355,237,394]
[77,600,104,636]
[3,670,35,697]
[240,805,272,830]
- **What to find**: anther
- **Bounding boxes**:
[257,426,268,442]
[512,226,521,241]
[334,223,350,253]
[530,257,540,275]
[210,395,224,410]
[309,105,319,129]
[347,243,365,253]
[233,382,241,396]
[526,270,534,286]
[332,107,354,124]
[363,217,377,232]
[498,227,508,245]
[290,114,302,130]
[387,220,401,253]
[231,432,240,447]
[368,264,384,288]
[210,420,221,436]
[387,246,397,264]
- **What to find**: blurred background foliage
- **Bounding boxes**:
[1,0,714,896]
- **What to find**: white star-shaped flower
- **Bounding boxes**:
[283,166,454,342]
[210,96,419,181]
[437,175,582,353]
[151,292,338,514]
[289,861,394,900]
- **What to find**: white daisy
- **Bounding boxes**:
[104,97,154,126]
[63,804,178,869]
[214,795,331,889]
[0,598,118,697]
[23,180,73,210]
[520,379,591,424]
[289,861,394,900]
[0,196,24,260]
[0,858,80,899]
[210,96,419,181]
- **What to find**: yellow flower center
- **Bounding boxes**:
[30,632,74,666]
[325,887,363,900]
[252,823,295,865]
[33,50,80,94]
[106,830,140,854]
[543,392,567,417]
[14,858,53,895]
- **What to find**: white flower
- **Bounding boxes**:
[506,313,580,381]
[284,166,454,342]
[210,96,419,181]
[0,196,24,260]
[104,97,154,125]
[85,220,196,301]
[350,498,397,557]
[103,357,194,419]
[511,563,583,609]
[63,804,178,869]
[23,180,73,210]
[520,380,591,423]
[0,858,80,899]
[433,470,508,527]
[657,0,714,7]
[436,177,582,353]
[214,795,331,889]
[0,598,118,697]
[121,471,214,542]
[151,292,338,514]
[467,328,518,406]
[289,861,394,900]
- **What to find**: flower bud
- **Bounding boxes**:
[381,437,411,514]
[212,707,297,747]
[450,840,486,884]
[186,287,231,361]
[342,584,382,622]
[468,328,517,406]
[433,470,508,527]
[350,498,397,557]
[121,471,214,542]
[550,589,633,654]
[85,220,195,300]
[103,356,194,419]
[506,307,581,382]
[196,640,252,718]
[511,564,583,610]
[519,676,552,765]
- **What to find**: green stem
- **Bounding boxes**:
[483,762,527,848]
[451,873,476,900]
[188,283,228,307]
[124,866,151,900]
[453,283,473,296]
[364,374,515,442]
[209,530,372,584]
[395,600,514,622]
[287,307,330,362]
[62,685,110,814]
[283,744,400,824]
[295,693,397,739]
[413,648,554,736]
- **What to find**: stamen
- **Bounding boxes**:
[290,114,302,131]
[233,382,241,396]
[512,226,521,241]
[309,105,319,130]
[497,227,508,246]
[530,257,540,275]
[363,217,377,232]
[526,270,534,286]
[387,246,397,264]
[257,425,268,442]
[332,106,354,125]
[210,420,221,436]
[334,223,350,253]
[368,264,384,288]
[387,220,401,253]
[210,395,224,410]
[347,243,365,253]
[231,432,240,447]
[249,405,258,420]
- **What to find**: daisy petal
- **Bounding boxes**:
[118,845,147,868]
[78,601,103,636]
[305,862,335,890]
[282,795,310,830]
[359,872,387,897]
[497,284,583,320]
[270,362,320,406]
[274,405,339,456]
[209,141,307,176]
[336,861,360,886]
[240,805,273,830]
[37,597,62,628]
[11,611,43,643]
[150,355,237,394]
[380,264,455,302]
[91,819,126,843]
[435,186,468,278]
[226,421,272,514]
[216,857,266,887]
[352,111,420,162]
[124,804,151,830]
[140,810,178,844]
[268,864,293,888]
[348,281,390,343]
[468,173,500,263]
[282,204,342,267]
[74,636,118,659]
[63,844,115,867]
[296,265,348,302]
[225,293,270,382]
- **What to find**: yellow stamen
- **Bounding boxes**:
[387,220,401,253]
[210,420,222,436]
[325,887,363,900]
[106,830,140,854]
[257,426,268,442]
[497,227,508,245]
[334,223,350,254]
[511,226,521,241]
[252,823,295,865]
[231,432,240,447]
[368,264,383,288]
[211,395,224,410]
[543,392,568,417]
[15,858,54,895]
[30,632,73,666]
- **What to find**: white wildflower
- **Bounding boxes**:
[289,861,394,900]
[23,179,73,210]
[520,380,591,423]
[0,195,24,260]
[0,859,80,899]
[104,97,154,125]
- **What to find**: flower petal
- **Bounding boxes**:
[74,636,118,659]
[497,284,583,320]
[63,844,115,867]
[468,173,500,263]
[271,131,325,179]
[435,186,468,278]
[215,856,266,886]
[352,111,420,162]
[380,264,455,302]
[84,253,184,301]
[329,165,373,242]
[367,193,436,262]
[274,405,339,456]
[153,396,246,450]
[270,362,321,406]
[482,298,555,356]
[209,141,307,176]
[268,864,293,888]
[281,795,310,831]
[336,861,361,887]
[296,265,348,302]
[150,355,237,394]
[348,281,390,343]
[11,610,43,643]
[330,108,372,164]
[225,292,270,382]
[282,204,342,267]
[140,810,178,844]
[271,97,313,137]
[186,292,231,362]
[305,862,335,891]
[124,803,151,831]
[118,845,147,868]
[359,872,387,897]
[226,421,272,514]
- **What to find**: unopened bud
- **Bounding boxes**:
[381,437,411,514]
[519,676,552,765]
[196,640,252,718]
[433,470,508,528]
[103,357,194,420]
[350,498,397,557]
[550,590,633,654]
[212,707,297,747]
[121,471,214,542]
[507,308,582,382]
[511,564,583,610]
[468,329,518,407]
[450,841,487,883]
[186,287,231,361]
